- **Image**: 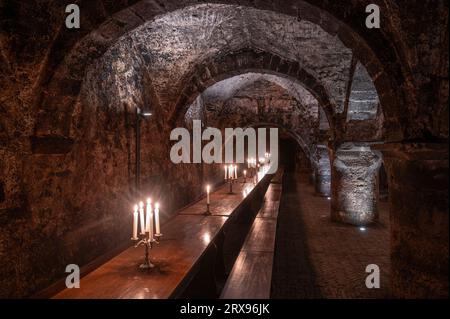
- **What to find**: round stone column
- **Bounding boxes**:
[376,143,448,298]
[331,143,382,225]
[313,145,331,197]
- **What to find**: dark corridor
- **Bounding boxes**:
[279,138,298,172]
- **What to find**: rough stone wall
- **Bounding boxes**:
[379,143,448,298]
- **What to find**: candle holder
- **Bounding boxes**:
[204,203,211,216]
[227,178,235,194]
[133,232,159,270]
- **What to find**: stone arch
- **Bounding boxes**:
[33,1,411,147]
[170,48,336,134]
[199,72,321,122]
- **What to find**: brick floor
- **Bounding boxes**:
[271,172,391,298]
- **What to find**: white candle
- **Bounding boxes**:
[139,201,145,235]
[244,170,247,178]
[206,185,210,204]
[224,165,228,179]
[154,202,161,235]
[146,198,153,241]
[234,165,237,179]
[132,205,138,240]
[228,165,232,179]
[247,159,250,168]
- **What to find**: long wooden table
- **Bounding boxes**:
[53,175,272,299]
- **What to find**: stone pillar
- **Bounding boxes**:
[376,143,448,298]
[331,143,382,225]
[313,145,331,197]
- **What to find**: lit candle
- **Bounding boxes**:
[146,198,153,241]
[228,165,233,179]
[247,159,250,169]
[132,205,138,240]
[244,170,247,178]
[206,185,210,204]
[224,165,228,179]
[154,202,161,235]
[234,165,237,179]
[139,201,145,235]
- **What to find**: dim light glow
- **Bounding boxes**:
[359,227,366,231]
[202,232,211,244]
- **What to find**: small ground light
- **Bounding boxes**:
[327,197,331,200]
[359,227,366,231]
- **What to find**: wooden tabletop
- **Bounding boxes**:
[53,176,266,299]
[180,180,257,216]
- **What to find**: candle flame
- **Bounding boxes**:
[147,198,152,204]
[133,204,138,212]
[155,202,160,209]
[139,201,144,208]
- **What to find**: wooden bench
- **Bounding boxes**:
[220,170,283,299]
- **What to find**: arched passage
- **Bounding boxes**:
[32,1,411,146]
[170,48,336,133]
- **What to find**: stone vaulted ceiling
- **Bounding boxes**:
[83,4,353,123]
